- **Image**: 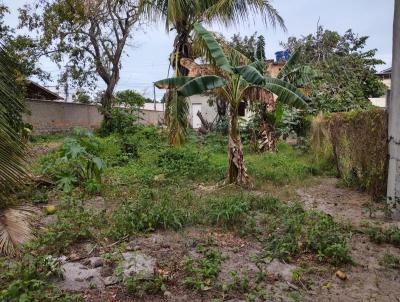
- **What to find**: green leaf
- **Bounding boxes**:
[193,23,232,73]
[234,65,264,85]
[92,157,105,171]
[178,76,226,97]
[154,77,193,90]
[264,76,308,103]
[274,101,285,127]
[277,49,301,79]
[262,81,307,109]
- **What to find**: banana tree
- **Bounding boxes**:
[155,24,306,185]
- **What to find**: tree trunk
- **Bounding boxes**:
[227,106,250,185]
[387,0,400,219]
[258,122,278,152]
[100,79,117,131]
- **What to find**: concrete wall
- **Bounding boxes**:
[24,99,164,135]
[188,95,218,128]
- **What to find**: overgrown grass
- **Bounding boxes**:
[6,126,345,299]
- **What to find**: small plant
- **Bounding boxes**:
[29,206,102,254]
[108,189,188,240]
[0,255,82,301]
[39,128,105,194]
[125,274,167,297]
[363,225,400,247]
[183,245,223,291]
[379,252,400,269]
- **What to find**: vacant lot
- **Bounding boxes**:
[1,127,399,302]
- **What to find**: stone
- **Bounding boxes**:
[58,262,104,291]
[121,252,156,279]
[84,257,104,268]
[335,270,347,280]
[103,275,119,286]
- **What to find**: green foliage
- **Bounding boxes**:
[157,147,211,179]
[125,274,167,297]
[98,89,149,136]
[260,201,351,265]
[29,206,103,254]
[0,40,28,203]
[283,26,386,112]
[318,109,388,198]
[363,225,400,247]
[183,244,223,291]
[204,196,250,226]
[379,252,400,269]
[108,189,189,240]
[0,255,82,301]
[38,128,105,194]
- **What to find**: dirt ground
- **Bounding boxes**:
[59,177,400,302]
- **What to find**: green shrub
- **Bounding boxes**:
[157,147,211,180]
[318,109,388,199]
[38,128,106,193]
[0,255,82,301]
[363,225,400,247]
[260,201,351,265]
[379,252,400,269]
[183,245,223,291]
[202,195,250,226]
[108,189,189,240]
[29,207,102,254]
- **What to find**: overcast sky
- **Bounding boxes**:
[3,0,395,99]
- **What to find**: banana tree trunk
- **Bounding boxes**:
[227,106,250,185]
[258,122,278,152]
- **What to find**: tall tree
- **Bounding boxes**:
[20,0,145,127]
[147,0,285,145]
[282,26,386,112]
[155,24,305,185]
[255,35,266,61]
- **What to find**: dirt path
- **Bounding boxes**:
[297,177,400,229]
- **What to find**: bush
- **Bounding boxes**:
[108,189,189,240]
[38,128,106,193]
[157,147,211,180]
[311,109,387,199]
[0,255,82,301]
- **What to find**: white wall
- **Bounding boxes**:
[188,95,218,128]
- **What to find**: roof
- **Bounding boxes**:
[376,67,392,76]
[26,81,64,101]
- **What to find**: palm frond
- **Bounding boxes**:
[202,0,286,30]
[0,205,38,256]
[0,43,28,203]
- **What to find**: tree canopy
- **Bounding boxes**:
[282,26,386,112]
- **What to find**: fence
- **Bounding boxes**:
[23,99,164,135]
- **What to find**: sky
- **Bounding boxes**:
[3,0,395,100]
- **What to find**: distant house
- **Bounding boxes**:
[369,67,391,108]
[376,67,392,89]
[185,53,286,129]
[25,81,64,101]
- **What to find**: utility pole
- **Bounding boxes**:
[387,0,400,219]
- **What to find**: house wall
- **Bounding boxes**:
[188,95,218,128]
[24,99,164,135]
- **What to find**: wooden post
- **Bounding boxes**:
[387,0,400,219]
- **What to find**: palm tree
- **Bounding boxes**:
[147,0,285,145]
[0,44,35,256]
[155,23,306,185]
